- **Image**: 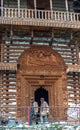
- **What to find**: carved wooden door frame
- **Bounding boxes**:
[16,46,68,120]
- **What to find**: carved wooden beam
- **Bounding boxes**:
[0,17,80,29]
[0,63,17,70]
[67,64,80,73]
[0,63,80,73]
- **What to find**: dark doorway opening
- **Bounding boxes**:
[37,0,50,10]
[34,86,49,106]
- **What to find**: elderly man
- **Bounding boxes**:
[29,97,38,125]
[40,98,49,123]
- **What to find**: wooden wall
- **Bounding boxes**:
[3,0,76,12]
[0,27,80,116]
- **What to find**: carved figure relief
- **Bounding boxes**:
[26,50,57,66]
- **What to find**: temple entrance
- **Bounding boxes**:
[35,87,49,106]
[17,46,68,120]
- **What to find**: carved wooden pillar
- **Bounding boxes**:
[54,76,63,120]
[16,76,22,118]
[25,80,30,106]
[65,0,69,21]
[17,0,20,17]
[65,0,68,12]
[1,0,3,17]
[50,0,53,10]
[62,71,68,106]
[50,84,55,117]
[34,0,37,18]
[50,0,53,19]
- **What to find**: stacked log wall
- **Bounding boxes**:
[0,28,80,115]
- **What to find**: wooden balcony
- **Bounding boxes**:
[0,8,80,29]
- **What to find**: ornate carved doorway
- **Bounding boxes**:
[35,87,49,106]
[16,45,68,121]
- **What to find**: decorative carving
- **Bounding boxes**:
[17,46,67,121]
[27,50,57,66]
[18,46,65,68]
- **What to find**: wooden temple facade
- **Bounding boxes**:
[0,0,80,120]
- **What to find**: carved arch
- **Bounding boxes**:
[16,45,68,120]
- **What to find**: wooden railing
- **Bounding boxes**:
[2,8,80,22]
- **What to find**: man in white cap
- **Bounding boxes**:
[29,97,38,125]
[40,97,49,123]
